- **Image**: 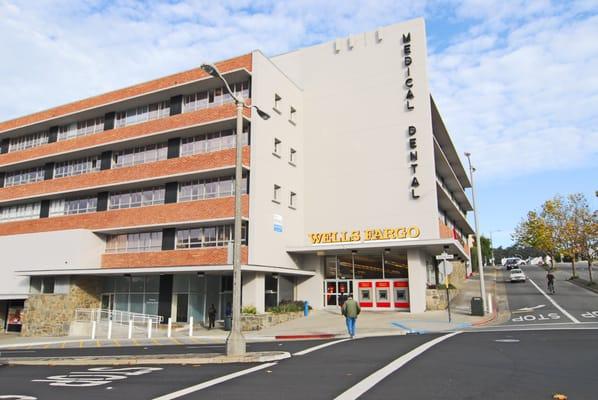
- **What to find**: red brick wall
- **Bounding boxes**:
[0,195,249,236]
[101,246,248,268]
[0,147,250,202]
[0,54,252,134]
[439,220,453,239]
[0,104,251,168]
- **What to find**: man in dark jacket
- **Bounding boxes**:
[341,295,361,338]
[208,304,217,329]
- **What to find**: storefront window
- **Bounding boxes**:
[325,256,337,279]
[384,254,408,278]
[265,274,278,309]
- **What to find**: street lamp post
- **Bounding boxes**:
[464,152,487,315]
[200,63,270,356]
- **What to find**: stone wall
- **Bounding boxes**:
[426,288,458,311]
[241,311,304,331]
[21,276,101,337]
[448,261,468,289]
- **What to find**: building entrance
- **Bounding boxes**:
[324,279,353,306]
[324,251,410,311]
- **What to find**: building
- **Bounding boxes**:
[0,18,474,336]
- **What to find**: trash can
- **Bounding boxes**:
[224,316,232,331]
[471,297,484,316]
[304,301,309,317]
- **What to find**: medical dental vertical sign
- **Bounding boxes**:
[403,32,419,200]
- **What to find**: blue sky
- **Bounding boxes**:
[0,0,596,247]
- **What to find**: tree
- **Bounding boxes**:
[480,236,492,265]
[514,210,557,269]
[567,193,598,283]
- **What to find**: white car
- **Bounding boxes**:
[503,257,526,267]
[509,268,526,282]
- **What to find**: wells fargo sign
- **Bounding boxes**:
[309,227,421,244]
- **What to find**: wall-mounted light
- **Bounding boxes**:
[272,273,279,279]
[384,248,391,254]
[197,272,205,277]
[124,273,131,278]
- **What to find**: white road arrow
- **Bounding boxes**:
[515,304,546,313]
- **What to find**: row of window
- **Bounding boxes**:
[0,175,245,222]
[105,223,247,253]
[183,81,250,113]
[438,208,464,239]
[4,167,45,187]
[5,80,251,154]
[3,128,250,188]
[273,138,297,164]
[58,117,105,141]
[106,231,163,253]
[273,93,297,124]
[273,185,297,208]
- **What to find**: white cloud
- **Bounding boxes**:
[0,0,596,183]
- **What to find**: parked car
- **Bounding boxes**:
[504,257,526,267]
[504,259,520,270]
[509,268,526,282]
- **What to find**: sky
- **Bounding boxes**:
[0,0,597,247]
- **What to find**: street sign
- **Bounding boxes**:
[435,253,454,260]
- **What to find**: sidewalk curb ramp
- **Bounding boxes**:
[0,351,290,366]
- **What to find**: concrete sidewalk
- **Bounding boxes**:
[0,269,505,350]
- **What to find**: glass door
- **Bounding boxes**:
[101,294,114,311]
[324,280,353,307]
[176,294,189,323]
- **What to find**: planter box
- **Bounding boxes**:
[426,288,458,311]
[240,311,304,331]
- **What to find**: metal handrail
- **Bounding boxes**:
[74,308,163,328]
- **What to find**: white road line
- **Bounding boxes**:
[334,332,461,400]
[528,278,580,324]
[293,339,351,356]
[152,362,277,400]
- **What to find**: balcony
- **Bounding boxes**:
[434,137,473,213]
[0,195,249,236]
[0,146,250,204]
[436,180,474,237]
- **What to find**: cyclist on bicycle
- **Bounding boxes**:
[547,272,555,294]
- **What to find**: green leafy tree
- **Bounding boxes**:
[567,193,598,283]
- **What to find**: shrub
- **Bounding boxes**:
[241,305,257,315]
[267,300,308,313]
[436,283,457,289]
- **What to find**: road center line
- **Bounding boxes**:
[334,332,461,400]
[528,278,580,323]
[152,362,277,400]
[293,339,351,356]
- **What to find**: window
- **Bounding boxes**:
[0,202,40,223]
[112,143,168,168]
[273,138,281,156]
[289,106,297,124]
[109,186,165,210]
[180,128,249,157]
[49,196,97,217]
[4,167,45,187]
[176,224,246,249]
[30,277,56,294]
[274,94,282,111]
[273,184,281,202]
[54,156,100,178]
[178,175,247,202]
[57,117,104,141]
[105,231,163,253]
[182,81,250,113]
[8,131,49,152]
[289,191,297,208]
[115,100,170,129]
[289,148,297,164]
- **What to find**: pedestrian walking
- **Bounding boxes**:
[341,294,361,338]
[208,304,217,329]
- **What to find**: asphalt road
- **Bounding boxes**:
[499,264,598,327]
[2,330,596,399]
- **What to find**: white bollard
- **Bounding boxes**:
[128,320,133,339]
[107,320,113,339]
[488,293,493,314]
[147,318,152,339]
[91,320,96,340]
[167,317,172,338]
[188,316,193,337]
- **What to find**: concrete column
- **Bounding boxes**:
[242,272,265,313]
[407,249,428,313]
[296,255,324,309]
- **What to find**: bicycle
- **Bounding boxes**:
[547,280,555,294]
